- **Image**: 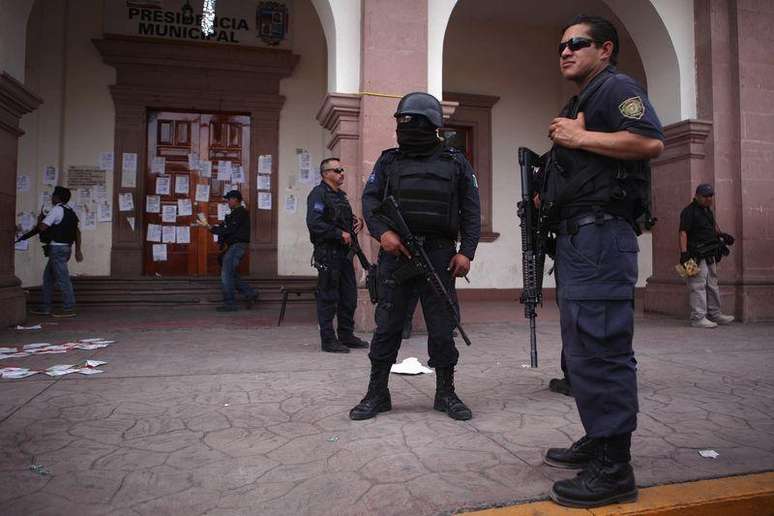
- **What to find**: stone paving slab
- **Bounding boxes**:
[0,309,773,515]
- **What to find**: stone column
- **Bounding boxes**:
[690,0,774,322]
[645,120,712,317]
[0,72,42,325]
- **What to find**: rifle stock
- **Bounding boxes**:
[375,196,472,346]
[336,221,378,304]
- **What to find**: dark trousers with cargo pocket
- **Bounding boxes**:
[315,244,357,342]
[369,243,460,368]
[555,217,639,439]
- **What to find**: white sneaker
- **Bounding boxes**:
[691,318,718,328]
[709,314,735,325]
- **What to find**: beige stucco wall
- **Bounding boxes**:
[277,2,328,276]
[15,0,327,285]
[443,9,653,290]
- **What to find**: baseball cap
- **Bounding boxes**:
[223,190,242,201]
[695,184,714,197]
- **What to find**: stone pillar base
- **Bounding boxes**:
[0,278,26,326]
[644,278,689,320]
[737,283,774,322]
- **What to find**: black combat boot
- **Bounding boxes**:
[321,338,350,353]
[544,435,600,469]
[548,377,573,396]
[349,362,392,420]
[338,334,370,349]
[549,434,637,508]
[433,367,472,420]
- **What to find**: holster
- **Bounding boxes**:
[365,264,379,304]
[42,244,51,258]
[392,259,425,285]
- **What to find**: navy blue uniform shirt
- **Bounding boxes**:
[362,146,481,261]
[306,181,353,246]
[564,65,664,141]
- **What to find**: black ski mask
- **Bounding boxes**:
[396,115,441,156]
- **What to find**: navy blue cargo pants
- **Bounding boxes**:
[314,244,357,342]
[555,216,639,438]
[369,243,460,368]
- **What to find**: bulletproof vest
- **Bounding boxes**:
[41,205,78,244]
[386,148,460,238]
[542,69,654,225]
[317,188,353,245]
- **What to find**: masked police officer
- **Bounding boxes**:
[306,158,370,353]
[539,16,664,508]
[350,92,481,421]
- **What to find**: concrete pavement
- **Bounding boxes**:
[1,304,773,515]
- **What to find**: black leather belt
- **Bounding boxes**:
[557,213,619,235]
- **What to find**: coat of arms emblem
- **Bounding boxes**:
[257,2,289,46]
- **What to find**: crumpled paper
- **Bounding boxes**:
[390,357,433,375]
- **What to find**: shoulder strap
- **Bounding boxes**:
[569,68,615,118]
[380,149,400,202]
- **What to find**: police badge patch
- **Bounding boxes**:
[313,201,325,213]
[619,96,645,119]
[471,174,479,189]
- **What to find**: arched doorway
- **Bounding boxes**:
[439,0,655,292]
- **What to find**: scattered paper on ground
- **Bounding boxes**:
[391,357,434,375]
[15,324,42,330]
[699,449,720,459]
[0,338,115,379]
[1,360,108,379]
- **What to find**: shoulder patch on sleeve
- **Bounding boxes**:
[367,172,376,184]
[619,96,645,119]
[313,201,325,213]
[471,174,479,189]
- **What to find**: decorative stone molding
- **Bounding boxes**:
[0,71,42,326]
[645,118,714,318]
[95,36,298,277]
[444,91,500,242]
[316,93,361,151]
[0,72,43,137]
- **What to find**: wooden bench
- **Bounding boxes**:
[277,285,317,326]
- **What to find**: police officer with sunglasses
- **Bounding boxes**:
[537,15,664,508]
[306,158,370,353]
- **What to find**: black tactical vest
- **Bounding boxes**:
[41,205,78,244]
[386,148,460,238]
[320,188,353,238]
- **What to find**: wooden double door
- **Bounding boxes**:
[144,111,251,276]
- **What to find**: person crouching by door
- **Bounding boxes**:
[19,186,84,318]
[306,157,370,353]
[202,190,258,312]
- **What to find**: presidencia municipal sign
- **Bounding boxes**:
[104,0,292,48]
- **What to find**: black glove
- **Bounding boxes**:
[719,232,735,246]
[680,252,690,264]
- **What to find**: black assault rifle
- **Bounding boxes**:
[517,147,551,368]
[374,195,472,346]
[337,221,379,304]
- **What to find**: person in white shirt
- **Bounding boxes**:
[19,186,83,317]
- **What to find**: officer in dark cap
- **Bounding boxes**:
[200,190,258,312]
[19,186,83,318]
[350,92,481,421]
[538,16,664,508]
[306,157,370,353]
[679,183,735,328]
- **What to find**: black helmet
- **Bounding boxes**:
[394,92,443,128]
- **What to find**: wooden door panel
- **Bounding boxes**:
[145,111,250,277]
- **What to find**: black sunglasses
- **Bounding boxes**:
[559,37,594,56]
[323,167,344,175]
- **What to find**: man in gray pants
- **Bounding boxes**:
[678,183,735,328]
